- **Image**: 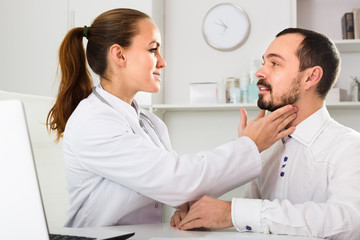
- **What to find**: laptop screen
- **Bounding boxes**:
[0,99,135,240]
[0,100,50,239]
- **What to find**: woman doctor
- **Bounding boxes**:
[47,8,296,227]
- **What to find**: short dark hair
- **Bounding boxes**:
[276,28,340,99]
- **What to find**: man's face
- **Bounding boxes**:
[256,33,305,112]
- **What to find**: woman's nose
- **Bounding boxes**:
[157,53,166,69]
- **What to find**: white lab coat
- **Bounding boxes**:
[63,85,262,227]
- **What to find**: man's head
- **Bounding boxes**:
[256,28,340,112]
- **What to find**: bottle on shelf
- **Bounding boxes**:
[224,77,239,103]
[229,87,241,103]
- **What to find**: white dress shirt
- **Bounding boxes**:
[231,105,360,239]
[64,85,262,227]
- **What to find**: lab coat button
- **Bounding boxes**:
[155,203,159,208]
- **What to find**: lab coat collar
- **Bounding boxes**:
[95,84,140,121]
[289,105,331,147]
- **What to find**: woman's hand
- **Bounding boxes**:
[239,105,297,152]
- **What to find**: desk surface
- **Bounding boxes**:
[60,223,323,240]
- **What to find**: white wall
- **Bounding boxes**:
[0,0,163,101]
[0,0,67,97]
[163,0,295,104]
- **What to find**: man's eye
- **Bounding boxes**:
[272,62,279,66]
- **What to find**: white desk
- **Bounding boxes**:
[56,223,324,240]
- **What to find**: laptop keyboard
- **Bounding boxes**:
[50,234,96,240]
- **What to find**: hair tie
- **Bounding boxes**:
[83,25,89,39]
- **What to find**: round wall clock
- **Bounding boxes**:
[202,3,250,51]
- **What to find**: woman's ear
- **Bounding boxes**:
[304,66,323,90]
[109,44,126,67]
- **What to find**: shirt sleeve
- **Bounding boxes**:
[232,198,360,239]
[65,104,263,207]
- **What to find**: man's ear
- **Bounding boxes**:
[109,44,126,67]
[304,66,323,90]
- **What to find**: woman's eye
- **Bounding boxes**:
[150,48,157,53]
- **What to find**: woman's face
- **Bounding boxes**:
[123,18,166,95]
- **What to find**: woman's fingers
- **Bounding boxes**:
[242,105,297,152]
[238,108,248,137]
[266,105,296,122]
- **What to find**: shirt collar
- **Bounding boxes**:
[289,105,331,147]
[95,84,140,120]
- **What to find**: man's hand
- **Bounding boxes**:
[177,196,233,231]
[239,105,297,152]
[170,201,197,228]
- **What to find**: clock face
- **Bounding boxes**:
[202,3,250,51]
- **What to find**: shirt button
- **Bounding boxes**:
[155,203,159,208]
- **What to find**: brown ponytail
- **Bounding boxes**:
[47,27,92,141]
[47,8,150,141]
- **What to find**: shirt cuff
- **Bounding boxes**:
[231,198,263,233]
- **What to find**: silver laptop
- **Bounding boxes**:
[0,99,134,240]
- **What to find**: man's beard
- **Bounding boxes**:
[257,75,301,112]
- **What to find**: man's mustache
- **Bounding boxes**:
[257,79,272,92]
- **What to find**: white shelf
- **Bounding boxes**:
[151,103,258,112]
[145,102,360,113]
[334,40,360,53]
[325,101,360,109]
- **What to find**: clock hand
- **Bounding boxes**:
[219,19,228,27]
[216,19,228,32]
[215,22,226,28]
